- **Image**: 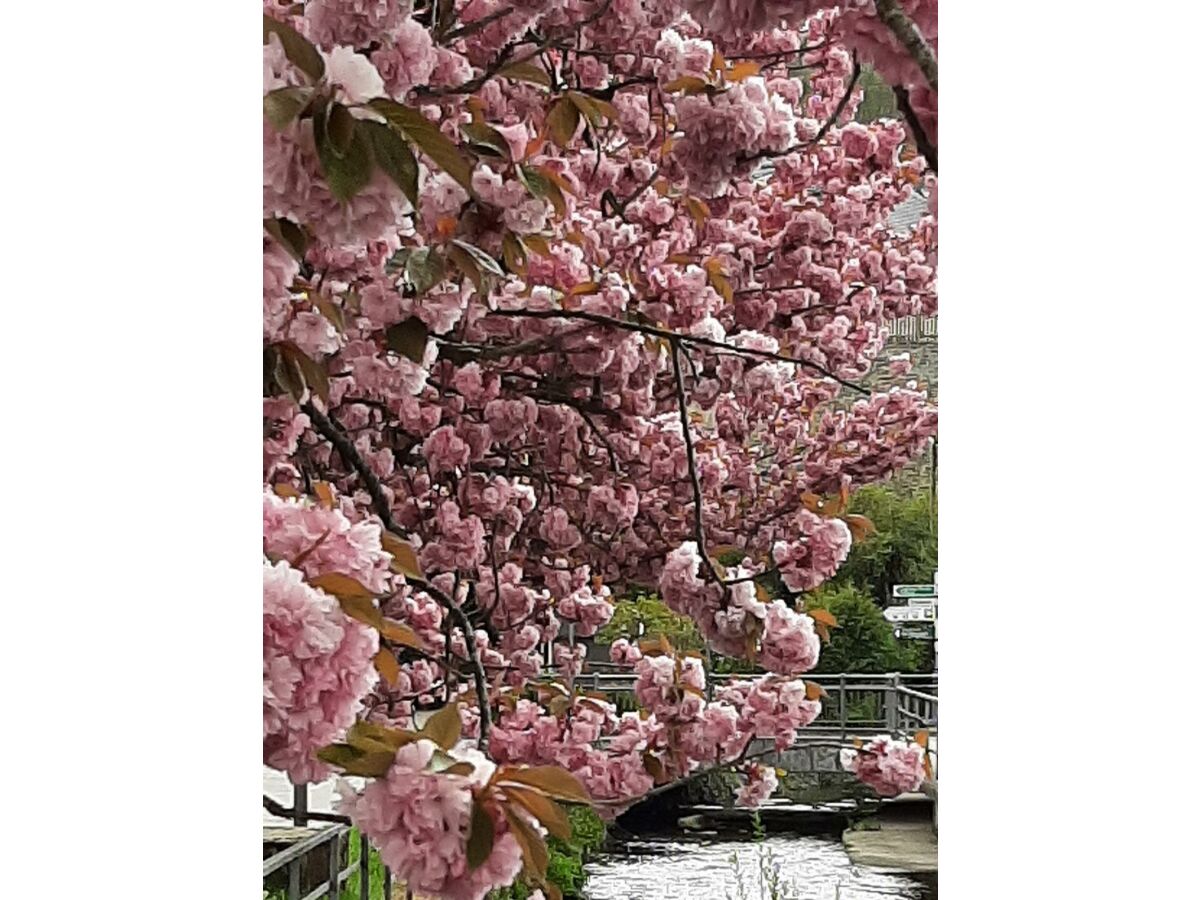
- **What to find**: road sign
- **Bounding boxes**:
[898,627,933,641]
[893,584,937,599]
[907,596,935,610]
[884,606,935,622]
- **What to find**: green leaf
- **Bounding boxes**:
[316,743,395,778]
[347,720,417,752]
[517,165,566,217]
[314,106,372,202]
[368,99,474,192]
[404,246,446,294]
[466,801,495,870]
[263,14,325,82]
[566,91,617,129]
[263,218,309,262]
[450,240,503,278]
[461,121,511,159]
[361,121,419,207]
[386,317,429,362]
[263,86,312,130]
[278,342,329,403]
[327,102,357,156]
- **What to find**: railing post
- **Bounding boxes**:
[359,832,369,900]
[328,829,341,899]
[884,673,899,735]
[293,782,308,827]
[838,673,847,737]
[289,782,308,900]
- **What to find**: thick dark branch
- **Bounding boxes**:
[442,6,515,43]
[670,339,721,584]
[873,0,937,93]
[263,795,351,825]
[487,309,869,394]
[302,401,396,528]
[743,56,860,164]
[301,401,493,751]
[892,85,937,173]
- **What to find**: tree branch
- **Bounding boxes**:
[892,85,937,173]
[873,0,937,93]
[301,401,493,752]
[670,339,721,583]
[486,309,870,394]
[263,794,351,825]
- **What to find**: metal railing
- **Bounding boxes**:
[263,672,937,895]
[555,670,937,745]
[263,785,404,900]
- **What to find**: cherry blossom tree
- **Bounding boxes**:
[262,1,937,897]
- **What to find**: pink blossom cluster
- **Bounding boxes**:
[719,677,822,748]
[840,735,927,796]
[735,761,780,808]
[263,559,379,783]
[336,740,524,900]
[263,0,939,870]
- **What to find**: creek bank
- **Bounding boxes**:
[842,794,937,874]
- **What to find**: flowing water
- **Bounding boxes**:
[584,833,935,900]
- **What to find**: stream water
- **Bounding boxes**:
[584,833,935,900]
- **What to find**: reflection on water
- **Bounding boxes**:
[585,834,934,900]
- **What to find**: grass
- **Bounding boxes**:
[266,808,607,900]
[264,828,388,900]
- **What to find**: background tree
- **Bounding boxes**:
[826,484,937,606]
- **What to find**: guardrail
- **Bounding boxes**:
[263,786,403,900]
[264,672,937,896]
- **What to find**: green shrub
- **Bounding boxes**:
[597,590,702,651]
[806,584,919,674]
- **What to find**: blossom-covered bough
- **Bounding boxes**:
[263,1,937,897]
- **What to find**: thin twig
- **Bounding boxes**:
[486,308,869,394]
[670,339,721,583]
[301,401,494,751]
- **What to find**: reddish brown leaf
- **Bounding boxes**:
[381,532,424,580]
[466,800,495,870]
[503,786,572,841]
[844,514,876,543]
[374,648,401,685]
[546,97,581,148]
[313,481,335,509]
[914,730,929,749]
[337,596,385,631]
[809,608,839,629]
[497,766,590,802]
[804,681,827,701]
[663,76,709,94]
[272,483,301,499]
[725,60,762,82]
[502,806,549,880]
[379,619,425,650]
[421,703,463,751]
[309,572,376,601]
